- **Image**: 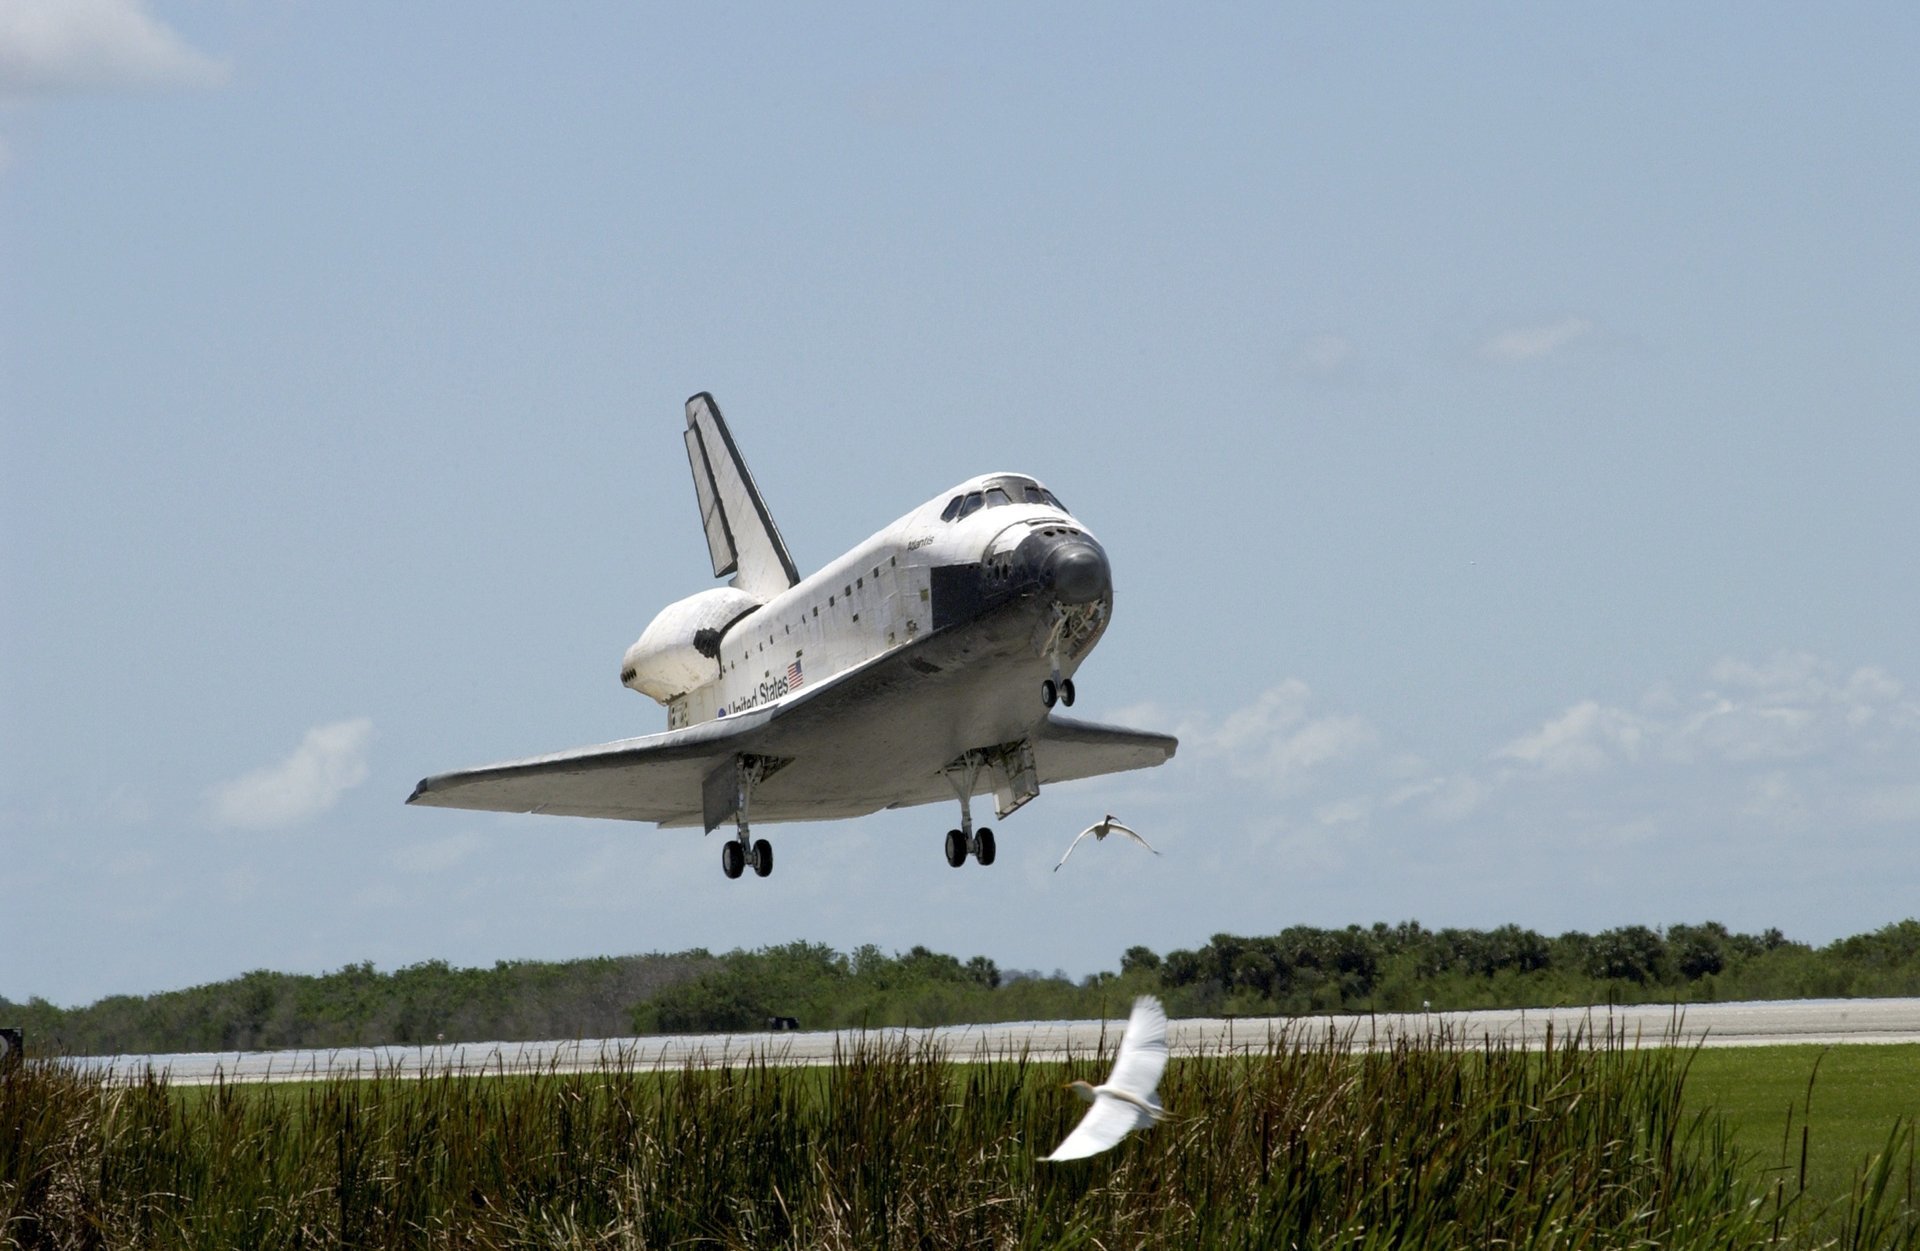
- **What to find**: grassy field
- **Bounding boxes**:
[1685,1045,1920,1218]
[5,1030,1919,1249]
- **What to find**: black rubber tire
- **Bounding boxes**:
[753,838,774,878]
[1042,679,1058,708]
[945,829,968,867]
[1061,678,1076,707]
[976,828,996,866]
[722,841,745,879]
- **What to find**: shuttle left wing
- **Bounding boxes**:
[405,709,778,825]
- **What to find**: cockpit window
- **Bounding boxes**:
[945,479,1066,521]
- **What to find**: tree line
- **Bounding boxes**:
[6,920,1918,1056]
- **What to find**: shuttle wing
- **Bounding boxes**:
[1029,715,1180,785]
[407,645,1176,829]
[683,392,799,601]
[406,712,774,825]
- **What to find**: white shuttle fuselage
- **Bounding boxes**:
[623,474,1108,732]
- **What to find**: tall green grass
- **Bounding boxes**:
[5,1024,1916,1249]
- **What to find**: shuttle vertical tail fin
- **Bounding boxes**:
[682,393,800,601]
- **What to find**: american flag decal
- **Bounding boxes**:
[787,658,804,690]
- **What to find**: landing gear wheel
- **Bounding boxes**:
[1060,679,1076,707]
[722,841,745,879]
[1042,679,1058,708]
[975,828,996,866]
[752,838,774,878]
[945,829,967,867]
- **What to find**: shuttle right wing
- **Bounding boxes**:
[683,392,800,602]
[1030,716,1180,785]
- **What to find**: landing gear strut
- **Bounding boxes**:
[718,757,776,880]
[942,751,997,867]
[1039,609,1077,708]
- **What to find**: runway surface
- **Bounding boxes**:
[71,997,1920,1086]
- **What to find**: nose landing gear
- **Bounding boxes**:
[1038,608,1082,709]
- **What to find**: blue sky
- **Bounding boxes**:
[4,2,1917,1007]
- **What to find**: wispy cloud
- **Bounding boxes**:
[208,719,374,830]
[1291,333,1357,379]
[0,0,228,94]
[1190,679,1378,793]
[1172,652,1920,879]
[1499,653,1915,774]
[1477,316,1593,364]
[390,832,484,875]
[1494,700,1647,774]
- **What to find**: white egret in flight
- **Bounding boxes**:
[1043,995,1170,1161]
[1054,813,1159,871]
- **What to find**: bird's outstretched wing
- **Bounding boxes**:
[1042,996,1170,1162]
[1053,825,1099,871]
[1108,995,1170,1101]
[1044,1093,1155,1161]
[1108,820,1160,855]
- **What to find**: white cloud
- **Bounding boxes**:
[1192,679,1378,792]
[1740,771,1809,825]
[208,718,373,830]
[1673,654,1911,764]
[1856,785,1920,825]
[1477,316,1593,363]
[1496,653,1918,778]
[1292,333,1356,378]
[0,0,228,94]
[1495,700,1646,774]
[390,832,484,875]
[1313,797,1371,828]
[1136,652,1918,911]
[1385,773,1486,822]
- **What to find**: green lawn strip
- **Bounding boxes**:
[1681,1044,1920,1213]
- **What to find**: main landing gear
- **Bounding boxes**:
[721,836,773,879]
[944,826,995,867]
[942,750,998,867]
[719,756,776,880]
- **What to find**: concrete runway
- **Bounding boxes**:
[67,997,1920,1086]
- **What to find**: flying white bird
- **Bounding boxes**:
[1043,995,1170,1161]
[1054,813,1159,871]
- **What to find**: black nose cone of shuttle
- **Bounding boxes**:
[1047,540,1110,603]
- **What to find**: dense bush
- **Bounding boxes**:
[632,942,1150,1035]
[1149,919,1920,1018]
[1,954,718,1056]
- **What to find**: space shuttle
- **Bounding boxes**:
[409,393,1176,879]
